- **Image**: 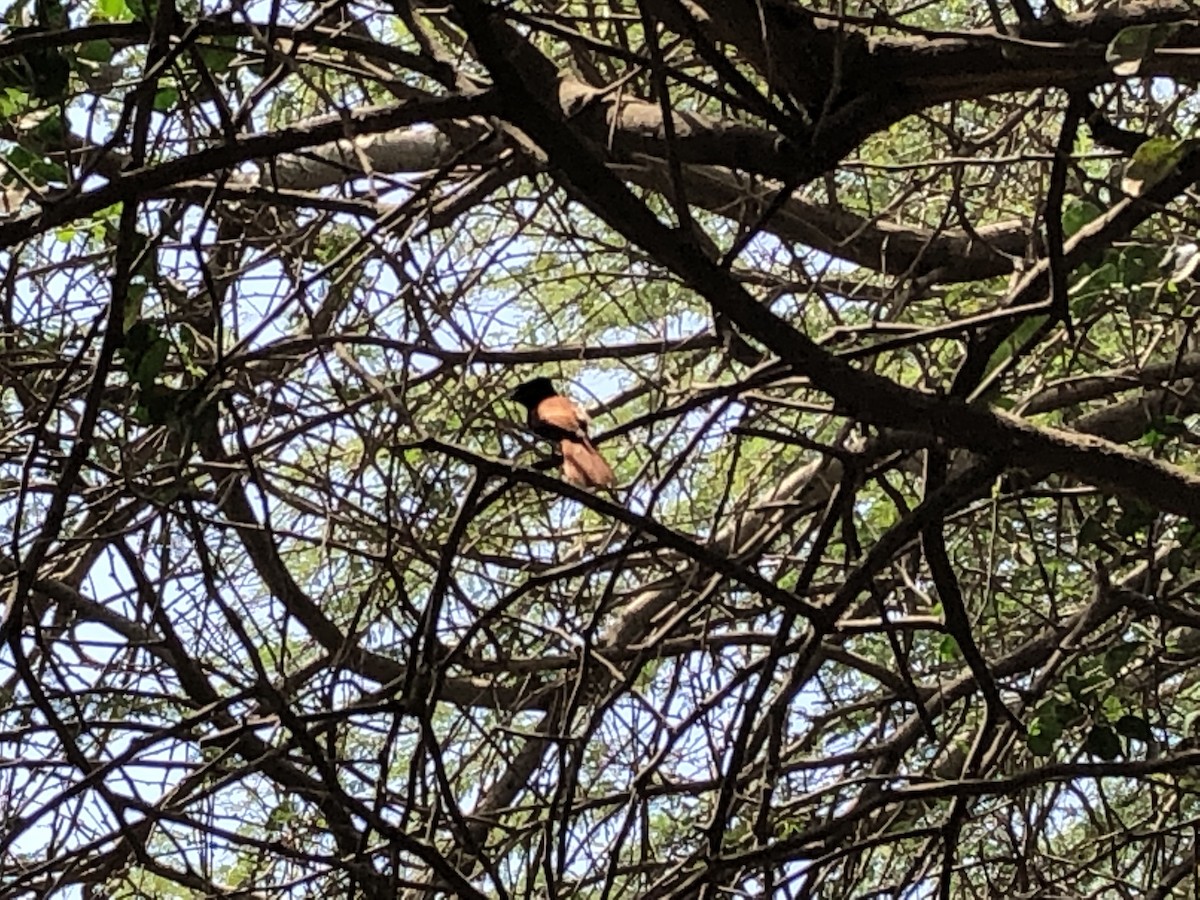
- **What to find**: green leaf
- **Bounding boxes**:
[123,319,156,352]
[1070,260,1117,304]
[1122,137,1190,197]
[126,0,156,22]
[1118,245,1165,288]
[97,0,131,18]
[177,327,208,378]
[5,144,66,184]
[1027,711,1063,756]
[1179,521,1200,551]
[1032,699,1063,727]
[1083,724,1122,760]
[979,313,1048,386]
[1114,714,1153,743]
[197,37,238,73]
[134,336,170,388]
[1138,426,1166,449]
[122,281,149,333]
[138,384,187,426]
[120,320,159,381]
[1184,710,1200,737]
[1103,642,1138,676]
[1137,416,1188,450]
[1058,701,1086,728]
[76,39,114,62]
[1106,24,1179,77]
[1101,693,1126,721]
[153,86,178,112]
[937,633,960,662]
[1062,199,1102,238]
[92,0,132,20]
[1158,414,1186,436]
[314,222,360,265]
[0,86,29,117]
[266,799,298,832]
[1027,729,1056,756]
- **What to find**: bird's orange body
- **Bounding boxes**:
[511,379,615,489]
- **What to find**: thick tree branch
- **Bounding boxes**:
[0,92,499,250]
[452,0,1200,526]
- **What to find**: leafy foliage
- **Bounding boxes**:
[5,0,1200,898]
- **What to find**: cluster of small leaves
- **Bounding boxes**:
[1028,641,1152,759]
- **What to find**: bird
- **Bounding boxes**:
[510,377,615,489]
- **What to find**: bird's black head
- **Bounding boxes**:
[510,377,557,409]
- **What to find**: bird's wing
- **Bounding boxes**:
[535,396,588,438]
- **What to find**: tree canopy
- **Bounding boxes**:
[5,0,1200,896]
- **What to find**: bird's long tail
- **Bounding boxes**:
[559,438,615,489]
